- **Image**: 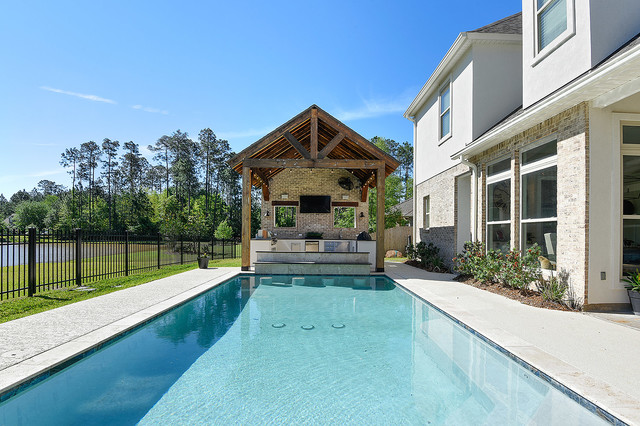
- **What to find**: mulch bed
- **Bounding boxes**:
[404,260,574,312]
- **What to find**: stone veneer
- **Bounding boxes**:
[470,102,589,305]
[260,168,369,239]
[414,163,470,269]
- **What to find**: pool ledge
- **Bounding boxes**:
[0,268,242,401]
[385,262,640,425]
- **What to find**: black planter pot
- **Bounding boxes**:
[198,257,209,269]
[629,289,640,315]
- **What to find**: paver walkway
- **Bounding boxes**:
[385,262,640,425]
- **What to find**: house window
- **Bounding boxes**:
[274,206,296,227]
[621,124,640,276]
[537,0,567,51]
[334,206,356,228]
[439,84,451,140]
[486,158,511,252]
[423,196,430,228]
[520,140,557,262]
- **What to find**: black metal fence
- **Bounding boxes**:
[0,228,239,300]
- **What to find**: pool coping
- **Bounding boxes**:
[0,268,242,402]
[0,267,638,424]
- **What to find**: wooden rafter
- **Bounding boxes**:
[310,107,318,159]
[284,131,311,159]
[318,132,344,159]
[244,158,385,170]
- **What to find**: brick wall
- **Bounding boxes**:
[470,102,589,303]
[261,168,369,239]
[414,163,470,268]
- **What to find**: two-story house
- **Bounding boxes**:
[406,0,640,310]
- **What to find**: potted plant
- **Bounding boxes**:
[622,270,640,315]
[198,253,209,269]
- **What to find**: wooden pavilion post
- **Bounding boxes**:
[376,165,385,272]
[241,165,252,271]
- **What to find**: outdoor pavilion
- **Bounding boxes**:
[229,105,399,272]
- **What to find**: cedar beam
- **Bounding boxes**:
[241,166,251,271]
[317,132,344,159]
[253,168,270,186]
[262,184,270,202]
[376,166,385,272]
[361,184,369,202]
[310,108,318,159]
[284,131,311,159]
[243,158,384,169]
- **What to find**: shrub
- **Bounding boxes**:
[453,241,486,278]
[407,242,447,272]
[537,274,568,303]
[497,244,542,291]
[214,220,234,240]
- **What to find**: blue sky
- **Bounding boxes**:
[0,0,520,198]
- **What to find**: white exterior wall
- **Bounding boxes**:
[589,0,640,66]
[472,43,523,139]
[414,52,473,185]
[522,0,591,108]
[589,102,640,305]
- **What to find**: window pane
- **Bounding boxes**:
[440,87,450,113]
[487,223,510,253]
[275,206,296,227]
[539,0,567,50]
[441,110,450,137]
[623,219,640,275]
[487,158,510,176]
[623,126,640,145]
[522,221,557,262]
[623,156,640,216]
[522,141,557,165]
[522,166,557,219]
[423,196,430,228]
[334,207,355,228]
[487,179,510,222]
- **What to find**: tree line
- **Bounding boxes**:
[0,134,412,237]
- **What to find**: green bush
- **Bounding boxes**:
[496,245,542,290]
[407,242,447,272]
[537,273,568,303]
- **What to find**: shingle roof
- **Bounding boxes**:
[393,198,413,218]
[471,12,522,35]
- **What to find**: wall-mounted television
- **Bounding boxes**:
[300,195,331,213]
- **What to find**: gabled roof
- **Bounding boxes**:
[471,12,522,35]
[393,198,413,218]
[229,105,399,188]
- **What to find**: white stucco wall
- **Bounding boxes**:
[522,0,591,108]
[414,52,473,185]
[589,104,640,305]
[589,0,640,67]
[472,43,523,140]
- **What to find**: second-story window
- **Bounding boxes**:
[439,84,451,140]
[537,0,567,51]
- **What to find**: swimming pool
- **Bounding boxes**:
[0,274,612,424]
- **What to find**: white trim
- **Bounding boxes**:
[532,0,576,66]
[486,156,512,249]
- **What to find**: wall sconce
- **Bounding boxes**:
[281,193,289,199]
[265,210,270,217]
[359,212,365,218]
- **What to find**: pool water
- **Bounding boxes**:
[0,275,609,425]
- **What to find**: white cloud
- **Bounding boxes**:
[131,105,169,115]
[335,99,408,122]
[40,86,117,104]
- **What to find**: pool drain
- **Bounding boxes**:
[301,325,315,330]
[272,323,286,328]
[331,323,345,329]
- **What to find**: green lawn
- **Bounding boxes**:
[0,256,240,323]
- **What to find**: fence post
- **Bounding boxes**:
[27,227,36,297]
[157,233,161,269]
[180,236,184,265]
[125,231,129,276]
[75,228,82,287]
[222,239,225,260]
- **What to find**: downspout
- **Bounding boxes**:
[459,156,478,242]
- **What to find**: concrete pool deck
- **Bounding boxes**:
[0,263,639,423]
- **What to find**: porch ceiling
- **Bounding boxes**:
[228,105,399,188]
